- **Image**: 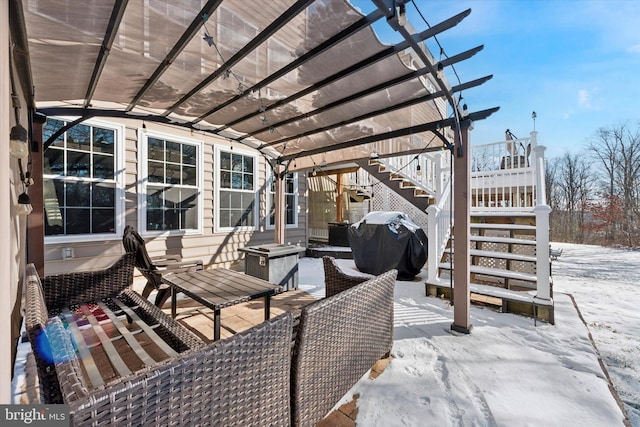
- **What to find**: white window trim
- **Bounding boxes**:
[138,129,204,236]
[44,118,126,244]
[265,171,299,229]
[214,145,259,233]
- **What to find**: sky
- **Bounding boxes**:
[352,0,640,160]
[298,242,639,426]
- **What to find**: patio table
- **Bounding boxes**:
[163,268,282,340]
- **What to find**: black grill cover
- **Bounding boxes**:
[347,211,428,280]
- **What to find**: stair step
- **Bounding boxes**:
[471,223,536,231]
[464,249,537,263]
[428,281,553,307]
[439,264,538,283]
[471,235,537,246]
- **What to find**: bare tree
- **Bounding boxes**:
[587,121,640,246]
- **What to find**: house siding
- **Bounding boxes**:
[44,118,308,275]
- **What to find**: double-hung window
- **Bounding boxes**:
[216,147,257,231]
[266,172,298,228]
[140,131,202,234]
[42,118,124,241]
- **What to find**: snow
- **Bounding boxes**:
[352,211,422,232]
[298,243,639,426]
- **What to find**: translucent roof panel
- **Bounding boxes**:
[21,0,495,170]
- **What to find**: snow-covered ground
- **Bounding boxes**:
[298,243,639,426]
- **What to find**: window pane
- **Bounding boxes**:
[183,165,197,186]
[148,161,164,183]
[147,209,164,231]
[231,154,243,171]
[164,209,180,230]
[66,182,90,207]
[243,173,253,190]
[183,144,196,165]
[243,156,253,173]
[92,209,115,233]
[231,172,243,189]
[219,210,230,227]
[148,138,164,161]
[220,171,231,188]
[147,187,163,208]
[93,183,115,207]
[66,208,91,234]
[93,153,114,179]
[165,163,181,184]
[43,118,65,148]
[219,191,231,209]
[67,124,91,150]
[220,151,231,170]
[93,128,114,154]
[166,141,181,163]
[44,148,65,175]
[67,151,91,177]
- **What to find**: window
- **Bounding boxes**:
[140,131,202,234]
[216,147,257,230]
[43,118,124,241]
[266,172,298,228]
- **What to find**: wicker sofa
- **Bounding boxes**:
[23,253,397,426]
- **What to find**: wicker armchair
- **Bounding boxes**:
[322,256,371,297]
[122,225,203,307]
[291,268,397,427]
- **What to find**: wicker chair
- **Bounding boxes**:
[291,268,397,427]
[122,225,203,307]
[322,255,371,298]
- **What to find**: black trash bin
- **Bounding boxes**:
[239,244,306,291]
[348,211,428,280]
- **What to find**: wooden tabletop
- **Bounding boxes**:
[162,268,282,310]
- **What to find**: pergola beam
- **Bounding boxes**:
[278,107,499,162]
[84,0,129,108]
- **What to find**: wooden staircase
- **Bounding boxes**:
[356,158,433,211]
[426,212,554,324]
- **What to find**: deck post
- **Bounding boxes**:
[274,163,286,244]
[452,121,472,334]
[534,204,552,300]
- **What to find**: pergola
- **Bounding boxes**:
[7,0,497,342]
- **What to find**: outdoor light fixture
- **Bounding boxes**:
[17,192,33,216]
[396,3,407,27]
[436,62,444,80]
[10,123,29,159]
[416,164,422,176]
[461,103,468,118]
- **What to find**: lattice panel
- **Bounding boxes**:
[370,182,430,232]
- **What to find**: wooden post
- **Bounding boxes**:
[274,163,285,244]
[452,121,472,334]
[336,173,343,223]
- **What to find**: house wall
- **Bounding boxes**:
[2,1,30,403]
[43,118,308,276]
